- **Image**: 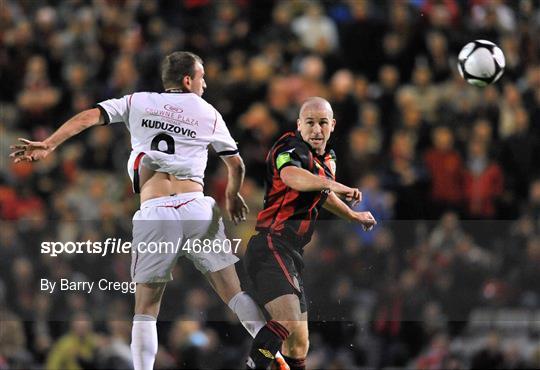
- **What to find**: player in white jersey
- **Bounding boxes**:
[11,51,289,370]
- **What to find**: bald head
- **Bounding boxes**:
[297,97,336,154]
[299,97,334,119]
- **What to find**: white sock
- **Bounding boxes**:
[227,291,266,338]
[131,314,158,370]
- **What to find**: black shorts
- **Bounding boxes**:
[244,232,307,313]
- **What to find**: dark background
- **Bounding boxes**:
[1,0,539,369]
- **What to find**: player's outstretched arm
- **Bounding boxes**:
[323,191,377,231]
[280,166,361,204]
[221,154,249,224]
[10,108,104,163]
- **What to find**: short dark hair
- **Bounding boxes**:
[161,51,202,89]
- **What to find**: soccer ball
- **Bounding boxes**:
[457,40,505,87]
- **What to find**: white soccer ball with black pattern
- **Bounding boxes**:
[457,40,505,87]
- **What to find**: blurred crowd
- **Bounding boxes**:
[1,0,540,369]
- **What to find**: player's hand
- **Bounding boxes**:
[354,211,377,231]
[9,138,52,163]
[330,182,362,206]
[225,192,249,225]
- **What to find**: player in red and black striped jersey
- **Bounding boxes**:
[255,130,337,247]
[244,97,377,370]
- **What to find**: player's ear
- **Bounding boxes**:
[296,118,301,130]
[182,75,191,92]
[331,119,336,132]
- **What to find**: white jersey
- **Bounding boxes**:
[97,92,238,191]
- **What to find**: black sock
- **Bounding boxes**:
[282,355,306,370]
[247,320,289,369]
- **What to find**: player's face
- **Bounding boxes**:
[297,106,336,154]
[186,62,206,96]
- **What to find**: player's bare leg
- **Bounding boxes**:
[206,264,242,303]
[265,294,303,333]
[246,294,301,369]
[131,282,166,370]
[281,312,308,370]
[134,282,166,316]
[206,264,267,337]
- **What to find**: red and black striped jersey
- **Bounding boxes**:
[255,131,337,247]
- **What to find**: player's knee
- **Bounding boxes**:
[206,266,241,303]
[292,338,309,357]
[284,331,309,357]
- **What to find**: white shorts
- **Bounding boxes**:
[131,192,239,283]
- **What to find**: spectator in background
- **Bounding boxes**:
[471,0,516,35]
[399,104,431,153]
[502,342,531,370]
[500,34,525,81]
[470,331,505,369]
[16,55,61,131]
[383,1,422,81]
[237,103,280,185]
[352,173,394,245]
[375,269,429,367]
[471,118,496,148]
[380,31,415,83]
[476,86,501,135]
[419,0,460,36]
[463,139,504,218]
[62,63,95,102]
[500,108,540,202]
[424,126,464,218]
[515,237,540,307]
[292,2,339,54]
[532,344,540,370]
[421,302,448,342]
[425,31,452,83]
[339,0,384,78]
[266,76,297,129]
[0,310,34,369]
[375,65,401,137]
[45,313,99,370]
[103,56,139,98]
[429,211,465,252]
[499,83,524,140]
[340,127,380,185]
[294,54,328,102]
[80,126,116,171]
[358,103,383,155]
[167,317,222,369]
[1,19,36,102]
[97,319,133,370]
[522,65,540,121]
[437,71,480,143]
[352,74,373,106]
[382,130,429,219]
[414,332,450,370]
[28,294,53,364]
[398,64,440,124]
[523,179,540,221]
[329,69,358,140]
[245,56,273,103]
[262,2,298,48]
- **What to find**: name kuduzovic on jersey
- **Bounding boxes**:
[96,92,238,192]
